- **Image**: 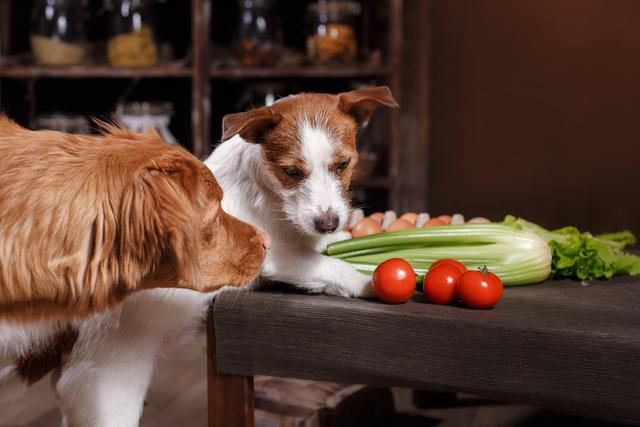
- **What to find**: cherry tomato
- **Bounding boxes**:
[458,267,503,309]
[423,264,464,304]
[372,258,416,304]
[429,258,467,274]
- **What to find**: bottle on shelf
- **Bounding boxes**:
[116,101,177,145]
[233,0,283,67]
[107,0,159,68]
[30,0,88,66]
[306,1,361,65]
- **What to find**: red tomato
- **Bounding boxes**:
[423,264,464,304]
[372,258,417,304]
[458,268,503,309]
[429,258,467,274]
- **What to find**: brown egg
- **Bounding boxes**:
[369,212,384,224]
[399,212,418,225]
[437,215,452,224]
[467,217,491,224]
[351,217,384,237]
[424,218,446,227]
[386,218,414,232]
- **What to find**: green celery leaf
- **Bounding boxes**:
[595,231,636,246]
[594,231,636,251]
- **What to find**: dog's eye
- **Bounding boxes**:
[283,167,302,178]
[336,159,351,172]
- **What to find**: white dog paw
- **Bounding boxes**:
[313,230,352,252]
[358,280,375,299]
[324,274,373,299]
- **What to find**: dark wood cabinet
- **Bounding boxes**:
[0,0,403,211]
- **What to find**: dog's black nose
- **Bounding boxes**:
[314,211,340,234]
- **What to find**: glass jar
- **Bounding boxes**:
[116,101,177,145]
[107,0,158,68]
[30,0,88,66]
[306,1,360,64]
[234,0,283,67]
[33,113,91,134]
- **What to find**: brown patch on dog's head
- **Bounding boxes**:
[337,85,399,126]
[221,86,398,197]
[219,87,398,236]
[222,107,282,143]
[0,118,267,321]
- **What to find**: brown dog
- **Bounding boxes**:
[0,116,268,325]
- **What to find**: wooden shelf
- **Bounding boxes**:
[0,63,193,79]
[210,64,389,79]
[0,0,404,210]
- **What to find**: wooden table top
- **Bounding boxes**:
[212,276,640,425]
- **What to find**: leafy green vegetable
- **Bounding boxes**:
[502,216,640,280]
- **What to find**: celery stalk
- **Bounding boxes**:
[327,224,552,286]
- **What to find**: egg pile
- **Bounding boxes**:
[346,210,492,238]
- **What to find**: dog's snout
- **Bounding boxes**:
[257,229,271,250]
[313,210,339,234]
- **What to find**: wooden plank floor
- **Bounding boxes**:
[0,333,209,427]
[0,331,630,427]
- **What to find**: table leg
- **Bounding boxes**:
[207,304,255,427]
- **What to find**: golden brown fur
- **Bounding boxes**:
[0,117,267,322]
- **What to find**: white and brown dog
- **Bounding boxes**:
[0,86,397,426]
[209,85,398,296]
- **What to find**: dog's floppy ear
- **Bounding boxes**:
[222,107,282,143]
[119,155,202,290]
[338,86,399,126]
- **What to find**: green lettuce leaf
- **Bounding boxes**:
[594,231,636,251]
[502,215,640,280]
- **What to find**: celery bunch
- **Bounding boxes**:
[327,223,552,286]
[327,216,640,286]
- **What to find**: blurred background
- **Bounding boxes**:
[2,2,639,426]
[1,0,639,234]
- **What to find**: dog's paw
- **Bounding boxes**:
[324,272,373,298]
[357,280,375,299]
[313,230,352,252]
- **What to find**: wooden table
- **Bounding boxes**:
[207,276,640,426]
